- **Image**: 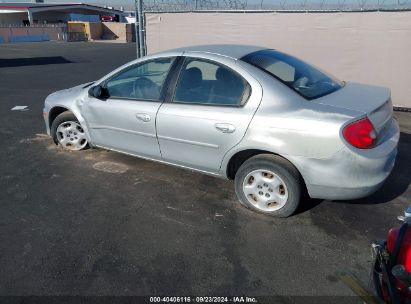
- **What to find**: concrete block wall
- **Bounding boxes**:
[102,22,127,41]
[0,26,65,43]
[0,23,133,43]
[66,22,132,42]
[88,22,103,40]
[9,34,49,42]
[126,23,136,42]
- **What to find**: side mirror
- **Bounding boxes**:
[88,85,108,100]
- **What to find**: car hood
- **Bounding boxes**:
[45,82,94,105]
[312,82,390,114]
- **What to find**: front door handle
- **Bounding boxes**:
[215,123,236,133]
[136,113,151,122]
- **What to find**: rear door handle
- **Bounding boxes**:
[136,113,151,122]
[215,123,236,133]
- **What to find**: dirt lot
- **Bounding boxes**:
[0,42,410,302]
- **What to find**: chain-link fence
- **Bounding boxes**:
[143,0,410,11]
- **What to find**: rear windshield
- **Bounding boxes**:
[241,49,343,100]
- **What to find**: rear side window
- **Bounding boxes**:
[241,49,343,100]
[173,58,251,106]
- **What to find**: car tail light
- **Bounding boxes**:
[342,117,377,149]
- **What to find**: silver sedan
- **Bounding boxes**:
[43,45,399,217]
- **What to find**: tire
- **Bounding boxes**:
[51,112,88,151]
[234,154,302,217]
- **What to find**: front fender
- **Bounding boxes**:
[44,88,93,146]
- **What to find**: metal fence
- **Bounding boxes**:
[135,0,411,57]
[142,0,411,11]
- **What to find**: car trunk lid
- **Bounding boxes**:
[313,82,392,132]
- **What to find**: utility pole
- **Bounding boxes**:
[134,3,139,58]
[135,0,145,58]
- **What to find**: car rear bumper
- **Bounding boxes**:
[289,118,400,200]
[306,178,389,201]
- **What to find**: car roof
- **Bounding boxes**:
[162,44,267,60]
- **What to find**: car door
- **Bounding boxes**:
[82,57,176,159]
[156,56,262,173]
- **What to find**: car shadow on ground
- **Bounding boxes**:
[0,56,73,68]
[296,131,411,214]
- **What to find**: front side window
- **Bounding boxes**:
[241,49,343,99]
[105,57,175,101]
[173,58,250,106]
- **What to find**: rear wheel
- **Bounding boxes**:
[51,112,88,151]
[234,154,301,217]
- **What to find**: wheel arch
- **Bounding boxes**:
[48,106,71,127]
[225,149,308,194]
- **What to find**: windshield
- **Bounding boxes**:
[241,49,343,100]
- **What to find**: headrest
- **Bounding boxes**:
[181,67,202,88]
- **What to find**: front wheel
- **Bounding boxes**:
[51,112,88,151]
[234,154,302,217]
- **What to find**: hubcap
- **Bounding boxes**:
[242,169,288,212]
[56,121,87,151]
